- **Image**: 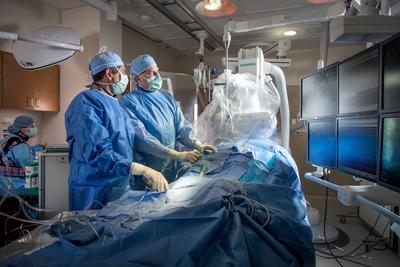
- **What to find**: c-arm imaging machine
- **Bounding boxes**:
[223,46,291,152]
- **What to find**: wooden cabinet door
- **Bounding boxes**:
[33,65,60,112]
[2,51,60,112]
[2,52,35,110]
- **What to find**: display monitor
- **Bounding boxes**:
[307,119,337,168]
[337,117,378,181]
[301,64,338,119]
[382,33,400,112]
[380,115,400,192]
[338,47,379,115]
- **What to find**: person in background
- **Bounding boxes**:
[65,51,197,211]
[120,54,217,184]
[0,115,39,168]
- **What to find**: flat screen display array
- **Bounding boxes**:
[338,48,379,115]
[301,65,337,119]
[308,120,336,168]
[305,33,400,191]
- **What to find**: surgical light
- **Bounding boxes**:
[0,25,83,70]
[283,30,297,36]
[204,0,222,10]
[195,0,237,17]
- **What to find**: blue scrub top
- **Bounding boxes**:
[1,133,34,168]
[119,87,195,181]
[65,89,136,210]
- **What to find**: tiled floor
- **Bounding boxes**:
[315,214,400,266]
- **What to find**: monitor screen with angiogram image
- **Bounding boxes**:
[380,115,400,192]
[382,32,400,112]
[307,119,337,168]
[301,64,337,119]
[338,116,378,182]
[338,47,379,116]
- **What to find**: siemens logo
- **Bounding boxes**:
[240,63,256,67]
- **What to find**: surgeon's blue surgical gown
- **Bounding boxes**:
[120,87,195,182]
[65,89,169,211]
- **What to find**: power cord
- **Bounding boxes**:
[323,183,343,266]
[320,213,381,259]
[315,248,372,267]
[318,168,384,266]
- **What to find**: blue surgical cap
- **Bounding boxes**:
[8,115,35,133]
[88,52,124,77]
[130,54,157,76]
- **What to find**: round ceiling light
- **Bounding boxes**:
[284,30,297,36]
[140,14,152,21]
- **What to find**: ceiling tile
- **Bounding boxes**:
[119,7,172,27]
[144,24,189,40]
[234,0,312,14]
[163,37,199,50]
[40,0,85,10]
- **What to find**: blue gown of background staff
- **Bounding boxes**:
[120,86,195,183]
[65,90,136,210]
[1,133,34,167]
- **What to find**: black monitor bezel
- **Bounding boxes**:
[380,32,400,114]
[337,45,380,117]
[300,63,338,120]
[378,113,400,193]
[307,118,338,169]
[336,115,379,182]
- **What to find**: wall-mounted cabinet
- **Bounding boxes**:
[1,51,60,112]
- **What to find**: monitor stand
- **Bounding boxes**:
[307,206,340,244]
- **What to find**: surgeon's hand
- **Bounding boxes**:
[131,163,168,192]
[194,142,218,154]
[168,150,201,164]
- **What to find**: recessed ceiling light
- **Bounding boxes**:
[140,14,152,21]
[284,30,297,36]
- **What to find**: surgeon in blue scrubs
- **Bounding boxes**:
[65,51,187,211]
[120,54,217,182]
[0,115,38,168]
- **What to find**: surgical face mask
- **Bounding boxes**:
[26,127,38,138]
[112,73,129,95]
[142,73,162,92]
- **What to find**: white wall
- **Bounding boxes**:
[100,15,122,56]
[40,6,101,145]
[122,26,179,73]
[0,0,60,145]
